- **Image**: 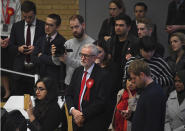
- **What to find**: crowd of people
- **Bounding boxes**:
[1,0,185,131]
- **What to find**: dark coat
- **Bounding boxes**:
[131,82,166,131]
[8,19,45,75]
[166,0,185,34]
[166,51,185,75]
[31,33,66,81]
[98,18,115,40]
[66,64,112,131]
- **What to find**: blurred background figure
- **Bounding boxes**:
[0,0,21,101]
[2,110,27,131]
[98,0,125,41]
[165,70,185,131]
[129,2,157,41]
[165,0,185,36]
[166,32,185,75]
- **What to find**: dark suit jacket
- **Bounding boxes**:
[66,64,111,131]
[8,19,45,75]
[31,33,66,81]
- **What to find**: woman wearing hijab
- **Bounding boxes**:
[165,70,185,131]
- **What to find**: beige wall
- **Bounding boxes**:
[21,0,79,39]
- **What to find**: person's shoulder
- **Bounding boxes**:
[151,55,167,63]
[64,38,76,47]
[65,38,75,43]
[147,82,165,96]
[85,35,95,43]
[74,66,84,73]
[102,18,110,24]
[13,20,24,26]
[57,33,66,42]
[168,90,177,99]
[36,19,45,25]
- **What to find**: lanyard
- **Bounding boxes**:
[1,0,10,24]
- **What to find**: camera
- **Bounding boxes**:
[55,44,73,57]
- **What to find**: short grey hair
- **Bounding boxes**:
[81,43,99,56]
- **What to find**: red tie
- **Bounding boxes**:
[25,24,31,63]
[78,71,88,111]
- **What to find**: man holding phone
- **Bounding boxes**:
[8,1,45,95]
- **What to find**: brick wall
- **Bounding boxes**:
[21,0,79,39]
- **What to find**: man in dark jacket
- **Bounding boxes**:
[32,14,66,84]
[8,1,45,95]
[128,59,166,131]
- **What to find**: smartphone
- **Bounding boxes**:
[24,94,30,110]
[23,46,30,53]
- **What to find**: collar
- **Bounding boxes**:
[25,18,36,26]
[46,32,58,41]
[84,63,95,75]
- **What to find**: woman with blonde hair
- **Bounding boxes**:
[166,32,185,75]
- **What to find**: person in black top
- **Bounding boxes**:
[128,59,166,131]
[98,0,125,41]
[166,0,185,35]
[166,32,185,75]
[93,40,121,129]
[27,77,63,131]
[107,13,138,80]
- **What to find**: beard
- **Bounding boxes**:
[73,28,84,39]
[116,31,127,37]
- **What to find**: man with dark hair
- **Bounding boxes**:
[21,0,36,15]
[123,36,173,92]
[52,14,94,88]
[8,0,45,95]
[129,2,157,41]
[107,13,138,91]
[32,14,66,83]
[127,59,166,131]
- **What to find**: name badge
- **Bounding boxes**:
[2,24,8,32]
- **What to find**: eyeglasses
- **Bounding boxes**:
[79,53,95,58]
[35,87,46,92]
[45,23,55,27]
